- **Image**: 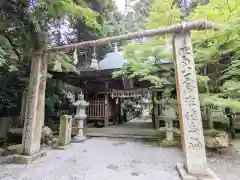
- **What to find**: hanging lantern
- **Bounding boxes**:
[114,42,119,52]
[73,48,78,65]
[90,46,99,70]
[116,98,119,104]
[90,59,99,69]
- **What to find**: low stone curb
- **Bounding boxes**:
[86,133,158,140]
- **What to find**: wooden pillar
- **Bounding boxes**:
[154,92,159,129]
[113,98,117,125]
[118,99,122,124]
[155,92,160,129]
[104,82,109,127]
[151,91,158,129]
[83,82,88,128]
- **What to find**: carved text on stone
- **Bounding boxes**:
[178,38,203,151]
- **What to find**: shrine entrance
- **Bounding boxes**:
[49,69,155,135]
[20,18,220,179]
[49,67,153,129]
[86,88,155,138]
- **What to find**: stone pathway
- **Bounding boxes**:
[85,116,156,138]
[232,139,240,153]
[0,138,240,180]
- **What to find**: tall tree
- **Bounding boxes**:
[75,0,126,68]
[114,0,240,110]
[0,0,99,113]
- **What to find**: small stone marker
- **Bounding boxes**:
[173,31,219,180]
[54,115,73,149]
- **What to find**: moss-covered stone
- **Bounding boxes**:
[159,139,180,147]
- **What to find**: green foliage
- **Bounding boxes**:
[147,0,180,29]
[124,0,151,32]
[0,0,100,114]
[0,0,129,115]
[221,51,240,81]
[114,0,178,89]
[100,0,126,37]
[200,93,240,112]
[190,0,240,110]
[221,80,240,99]
[49,53,78,73]
[0,36,19,70]
[114,0,240,112]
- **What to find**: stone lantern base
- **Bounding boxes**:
[72,136,88,143]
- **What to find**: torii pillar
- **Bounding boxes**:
[173,28,219,179]
[13,53,47,164]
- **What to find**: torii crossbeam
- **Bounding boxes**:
[47,20,219,53]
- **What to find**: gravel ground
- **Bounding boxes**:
[0,138,240,180]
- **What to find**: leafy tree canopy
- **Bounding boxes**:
[114,0,240,111]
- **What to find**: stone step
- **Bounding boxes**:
[85,133,158,140]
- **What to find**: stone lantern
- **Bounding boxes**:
[159,89,178,142]
[162,107,176,141]
[72,92,89,142]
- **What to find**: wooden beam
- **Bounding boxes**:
[47,20,219,53]
[155,92,160,129]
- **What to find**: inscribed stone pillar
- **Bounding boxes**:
[14,53,46,164]
[20,88,28,127]
[38,53,47,127]
[173,31,219,179]
[59,115,72,147]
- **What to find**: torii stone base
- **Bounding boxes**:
[13,151,46,164]
[176,163,220,180]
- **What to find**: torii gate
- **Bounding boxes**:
[19,20,220,179]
